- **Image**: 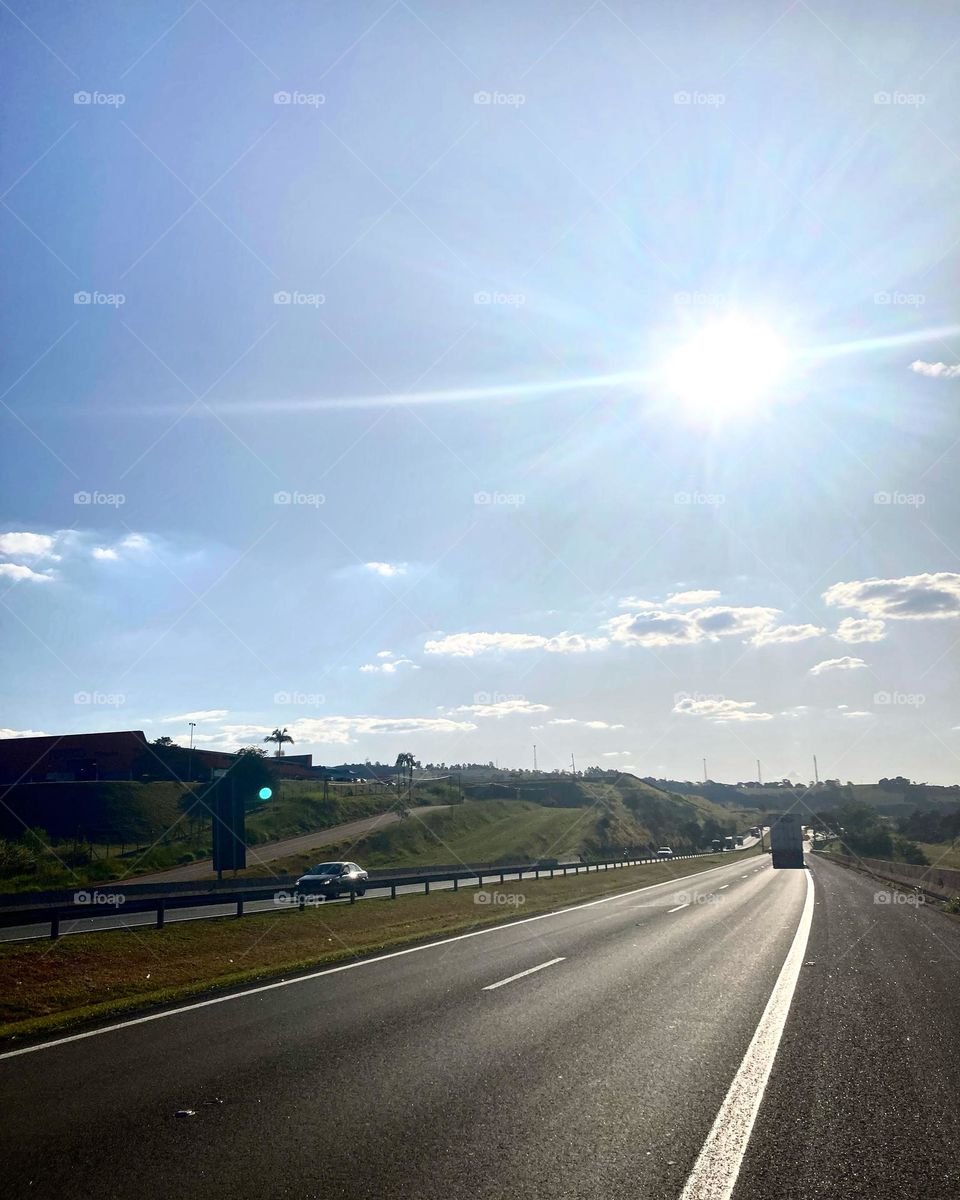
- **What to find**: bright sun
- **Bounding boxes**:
[661,315,791,423]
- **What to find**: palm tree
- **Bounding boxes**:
[394,751,420,811]
[264,727,294,758]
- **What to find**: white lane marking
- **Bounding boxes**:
[679,869,815,1200]
[482,957,565,991]
[741,875,749,879]
[0,858,754,1062]
[718,884,729,890]
[667,903,690,914]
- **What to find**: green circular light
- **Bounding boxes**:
[258,787,273,801]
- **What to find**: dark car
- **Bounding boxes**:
[295,861,368,900]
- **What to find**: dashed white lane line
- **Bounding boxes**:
[718,885,729,890]
[482,957,565,991]
[667,903,690,914]
[679,869,815,1200]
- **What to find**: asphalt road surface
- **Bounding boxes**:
[3,852,956,1199]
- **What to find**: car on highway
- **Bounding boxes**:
[295,861,369,900]
[656,846,674,859]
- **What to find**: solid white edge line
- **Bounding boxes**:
[482,957,565,991]
[667,903,690,914]
[0,856,759,1062]
[679,868,815,1200]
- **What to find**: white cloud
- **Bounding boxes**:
[0,532,56,557]
[162,709,230,724]
[824,573,960,621]
[607,604,779,648]
[191,714,478,750]
[672,697,774,722]
[834,617,886,644]
[121,533,151,551]
[376,650,393,659]
[365,561,407,578]
[0,563,54,583]
[842,710,872,718]
[425,631,607,657]
[453,699,550,719]
[910,360,960,379]
[752,623,825,646]
[667,589,722,605]
[360,658,419,674]
[809,656,867,675]
[602,751,630,757]
[92,547,119,561]
[0,727,50,739]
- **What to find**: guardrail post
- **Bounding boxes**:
[391,884,397,899]
[424,880,430,895]
[499,872,504,883]
[156,899,165,930]
[236,898,243,918]
[50,913,60,940]
[535,868,539,879]
[453,877,458,891]
[477,874,483,889]
[350,888,356,904]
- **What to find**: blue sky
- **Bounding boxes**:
[3,1,960,782]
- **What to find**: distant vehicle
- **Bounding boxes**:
[295,861,368,899]
[770,815,804,869]
[749,827,760,837]
[735,835,744,846]
[711,838,723,853]
[724,836,735,851]
[656,847,674,859]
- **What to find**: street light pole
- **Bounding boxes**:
[188,722,196,781]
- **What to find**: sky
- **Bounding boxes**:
[2,1,960,782]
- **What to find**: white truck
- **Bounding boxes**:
[769,813,804,869]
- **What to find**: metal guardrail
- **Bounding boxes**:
[0,850,731,939]
[815,849,960,900]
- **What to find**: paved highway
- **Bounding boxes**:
[1,845,760,943]
[3,852,955,1198]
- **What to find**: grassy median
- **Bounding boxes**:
[0,850,758,1044]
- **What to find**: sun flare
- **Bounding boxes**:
[661,315,791,423]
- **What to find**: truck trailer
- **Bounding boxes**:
[770,813,804,869]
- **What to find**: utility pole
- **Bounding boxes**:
[702,757,708,783]
[533,744,537,772]
[813,755,820,785]
[189,722,196,782]
[570,753,576,776]
[757,758,762,785]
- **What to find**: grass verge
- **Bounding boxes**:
[0,850,758,1045]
